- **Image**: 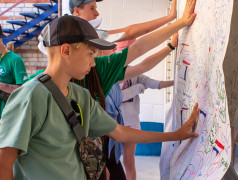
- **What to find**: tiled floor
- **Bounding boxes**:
[121,156,160,180]
[135,156,160,180]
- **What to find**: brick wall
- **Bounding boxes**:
[0,1,50,75]
[16,37,48,75]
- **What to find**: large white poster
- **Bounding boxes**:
[160,0,233,179]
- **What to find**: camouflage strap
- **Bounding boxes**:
[79,137,106,180]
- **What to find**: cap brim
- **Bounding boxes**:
[86,39,117,50]
[89,17,102,29]
[0,34,7,39]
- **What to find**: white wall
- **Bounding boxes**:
[63,0,170,123]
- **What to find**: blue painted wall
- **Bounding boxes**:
[135,122,164,156]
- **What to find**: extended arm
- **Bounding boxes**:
[107,0,177,41]
[125,46,172,80]
[124,0,196,66]
[124,33,178,80]
[121,78,174,101]
[121,83,145,102]
[0,147,19,180]
[107,103,199,143]
[0,82,21,94]
[158,80,174,89]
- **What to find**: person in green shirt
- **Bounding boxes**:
[0,15,199,180]
[0,25,28,118]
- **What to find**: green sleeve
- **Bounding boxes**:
[0,84,46,155]
[13,56,28,84]
[88,94,117,138]
[95,47,128,97]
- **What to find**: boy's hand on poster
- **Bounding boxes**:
[175,103,199,140]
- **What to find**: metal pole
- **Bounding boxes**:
[58,0,62,17]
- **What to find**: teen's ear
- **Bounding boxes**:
[61,44,71,59]
[73,7,80,16]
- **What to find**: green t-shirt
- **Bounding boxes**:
[94,47,128,96]
[0,78,117,180]
[27,47,128,97]
[0,51,28,118]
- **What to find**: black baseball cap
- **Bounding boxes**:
[41,15,116,50]
[69,0,103,14]
[0,25,6,39]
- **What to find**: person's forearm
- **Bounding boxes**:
[126,19,185,65]
[107,15,175,41]
[108,124,179,143]
[0,82,20,94]
[109,102,199,143]
[158,80,174,89]
[0,147,19,180]
[0,168,13,180]
[124,46,172,80]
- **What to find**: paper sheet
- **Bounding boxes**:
[160,0,233,179]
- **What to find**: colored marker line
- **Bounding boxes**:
[184,66,188,81]
[182,43,189,46]
[181,110,183,128]
[182,107,188,110]
[200,109,207,117]
[215,139,224,150]
[183,60,190,66]
[196,84,198,88]
[213,147,219,155]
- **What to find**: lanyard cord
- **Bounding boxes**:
[0,47,8,62]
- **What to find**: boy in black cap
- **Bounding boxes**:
[0,25,28,118]
[0,15,199,180]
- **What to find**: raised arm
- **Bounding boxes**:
[124,0,196,66]
[107,103,199,143]
[0,147,19,180]
[124,33,178,80]
[107,0,177,41]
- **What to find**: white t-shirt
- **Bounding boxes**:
[119,75,160,127]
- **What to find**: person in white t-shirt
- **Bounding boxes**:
[117,34,177,180]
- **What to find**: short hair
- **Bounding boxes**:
[78,4,85,9]
[46,42,95,56]
[72,4,85,16]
